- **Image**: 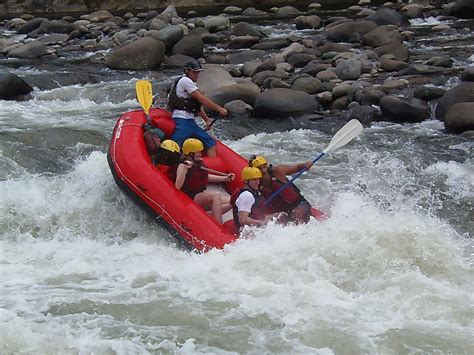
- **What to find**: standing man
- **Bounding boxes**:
[167,59,228,157]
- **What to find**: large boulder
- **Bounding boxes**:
[171,35,204,58]
[444,103,474,133]
[324,21,378,43]
[335,58,362,80]
[208,82,261,106]
[380,96,430,122]
[374,41,410,62]
[367,8,408,26]
[149,25,183,52]
[0,73,33,100]
[197,67,236,95]
[228,50,266,64]
[7,41,51,58]
[363,25,402,47]
[227,22,267,38]
[453,0,474,19]
[254,88,318,118]
[204,16,230,32]
[435,83,474,121]
[105,37,165,70]
[17,18,48,34]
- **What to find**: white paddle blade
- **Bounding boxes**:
[324,119,363,153]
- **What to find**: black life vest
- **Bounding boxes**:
[261,166,305,213]
[143,123,166,165]
[180,160,209,199]
[230,187,265,232]
[167,77,201,115]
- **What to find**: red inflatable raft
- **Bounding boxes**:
[108,108,325,252]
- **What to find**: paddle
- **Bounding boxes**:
[265,119,364,205]
[136,80,153,122]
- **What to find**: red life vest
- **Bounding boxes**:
[261,166,306,213]
[230,187,265,233]
[168,161,208,198]
[181,161,208,198]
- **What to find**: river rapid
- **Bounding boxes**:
[1,10,473,355]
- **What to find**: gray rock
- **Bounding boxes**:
[374,41,410,62]
[381,58,409,72]
[453,0,474,19]
[149,25,183,52]
[105,37,165,70]
[413,86,446,101]
[291,76,321,94]
[171,35,204,58]
[228,35,261,49]
[8,41,51,58]
[224,100,253,117]
[17,18,48,34]
[445,102,474,133]
[324,20,378,43]
[461,66,474,81]
[197,67,236,95]
[252,38,290,50]
[435,82,474,121]
[335,58,362,80]
[380,96,430,122]
[367,7,408,26]
[287,53,317,68]
[228,50,266,65]
[354,88,386,106]
[209,82,261,106]
[254,88,318,118]
[425,56,453,68]
[227,22,267,38]
[252,69,289,86]
[295,15,322,29]
[363,25,402,47]
[0,73,33,100]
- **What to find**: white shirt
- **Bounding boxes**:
[235,190,255,213]
[172,75,198,120]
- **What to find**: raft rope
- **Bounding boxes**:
[111,119,210,251]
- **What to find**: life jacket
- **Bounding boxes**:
[167,77,201,115]
[178,160,208,199]
[261,165,306,213]
[230,187,265,233]
[143,123,166,165]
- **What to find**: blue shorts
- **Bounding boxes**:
[171,117,216,149]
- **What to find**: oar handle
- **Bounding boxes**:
[264,152,325,206]
[200,166,229,177]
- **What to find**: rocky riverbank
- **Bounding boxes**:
[1,1,474,134]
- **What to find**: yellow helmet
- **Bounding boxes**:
[182,138,204,155]
[250,155,267,168]
[242,167,262,181]
[160,139,180,153]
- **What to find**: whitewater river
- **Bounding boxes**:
[1,14,473,355]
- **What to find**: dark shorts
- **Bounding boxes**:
[171,117,216,149]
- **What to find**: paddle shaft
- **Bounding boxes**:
[200,166,229,177]
[264,119,363,206]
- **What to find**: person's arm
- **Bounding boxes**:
[175,162,192,190]
[238,211,265,227]
[208,173,235,183]
[198,106,212,130]
[190,89,228,117]
[273,161,313,179]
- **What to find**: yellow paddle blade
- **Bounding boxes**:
[135,80,153,115]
